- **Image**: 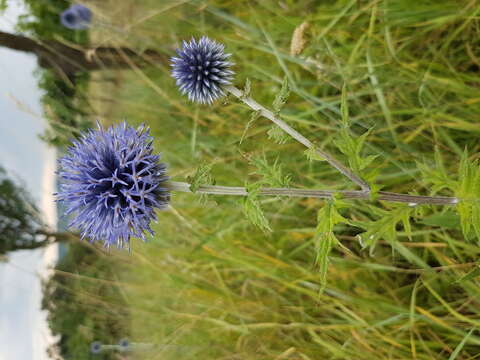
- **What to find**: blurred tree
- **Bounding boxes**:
[0,165,76,256]
[0,0,166,147]
[0,30,167,76]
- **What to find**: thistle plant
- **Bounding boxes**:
[169,37,468,208]
[57,122,464,248]
[171,37,370,190]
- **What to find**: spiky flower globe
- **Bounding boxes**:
[171,36,234,104]
[60,4,92,30]
[56,122,170,248]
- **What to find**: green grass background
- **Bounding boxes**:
[65,0,480,358]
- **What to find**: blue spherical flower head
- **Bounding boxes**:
[118,338,130,351]
[56,122,170,248]
[90,341,103,354]
[171,37,235,104]
[60,4,92,30]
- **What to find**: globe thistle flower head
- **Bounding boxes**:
[171,36,234,104]
[56,122,170,248]
[60,4,92,30]
[90,341,103,354]
[118,338,130,352]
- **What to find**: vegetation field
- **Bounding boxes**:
[47,0,480,359]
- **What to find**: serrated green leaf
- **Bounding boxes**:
[267,125,290,145]
[188,163,215,193]
[243,78,251,98]
[243,189,272,233]
[240,109,262,144]
[314,202,348,293]
[454,150,480,239]
[334,128,375,176]
[249,154,291,188]
[304,147,325,162]
[272,77,290,113]
[354,206,413,253]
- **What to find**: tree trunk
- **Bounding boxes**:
[0,30,167,75]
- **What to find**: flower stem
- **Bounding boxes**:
[225,85,370,191]
[167,181,458,206]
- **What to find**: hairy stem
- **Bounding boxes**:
[225,85,370,191]
[167,181,458,206]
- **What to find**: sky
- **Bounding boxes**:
[0,1,59,359]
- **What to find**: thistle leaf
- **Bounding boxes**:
[315,202,348,293]
[188,162,215,193]
[243,185,272,233]
[267,125,290,145]
[272,77,290,114]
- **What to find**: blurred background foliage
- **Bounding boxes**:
[1,0,480,359]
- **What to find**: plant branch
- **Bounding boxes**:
[167,181,458,206]
[225,85,370,191]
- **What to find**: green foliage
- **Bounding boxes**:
[454,151,480,240]
[304,146,325,162]
[242,78,252,98]
[239,109,261,144]
[418,146,457,194]
[314,201,349,293]
[15,0,92,146]
[334,86,378,183]
[249,154,291,188]
[272,76,290,114]
[355,205,414,253]
[188,162,215,193]
[0,166,44,255]
[55,0,480,358]
[267,125,290,144]
[242,154,291,232]
[42,242,129,360]
[334,128,378,177]
[242,184,272,233]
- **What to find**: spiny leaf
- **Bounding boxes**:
[354,206,414,253]
[242,78,251,99]
[249,154,291,188]
[315,202,349,293]
[272,77,290,114]
[243,185,271,233]
[267,125,290,145]
[240,109,262,144]
[334,128,376,175]
[418,146,456,194]
[304,147,325,162]
[454,150,480,240]
[188,162,215,193]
